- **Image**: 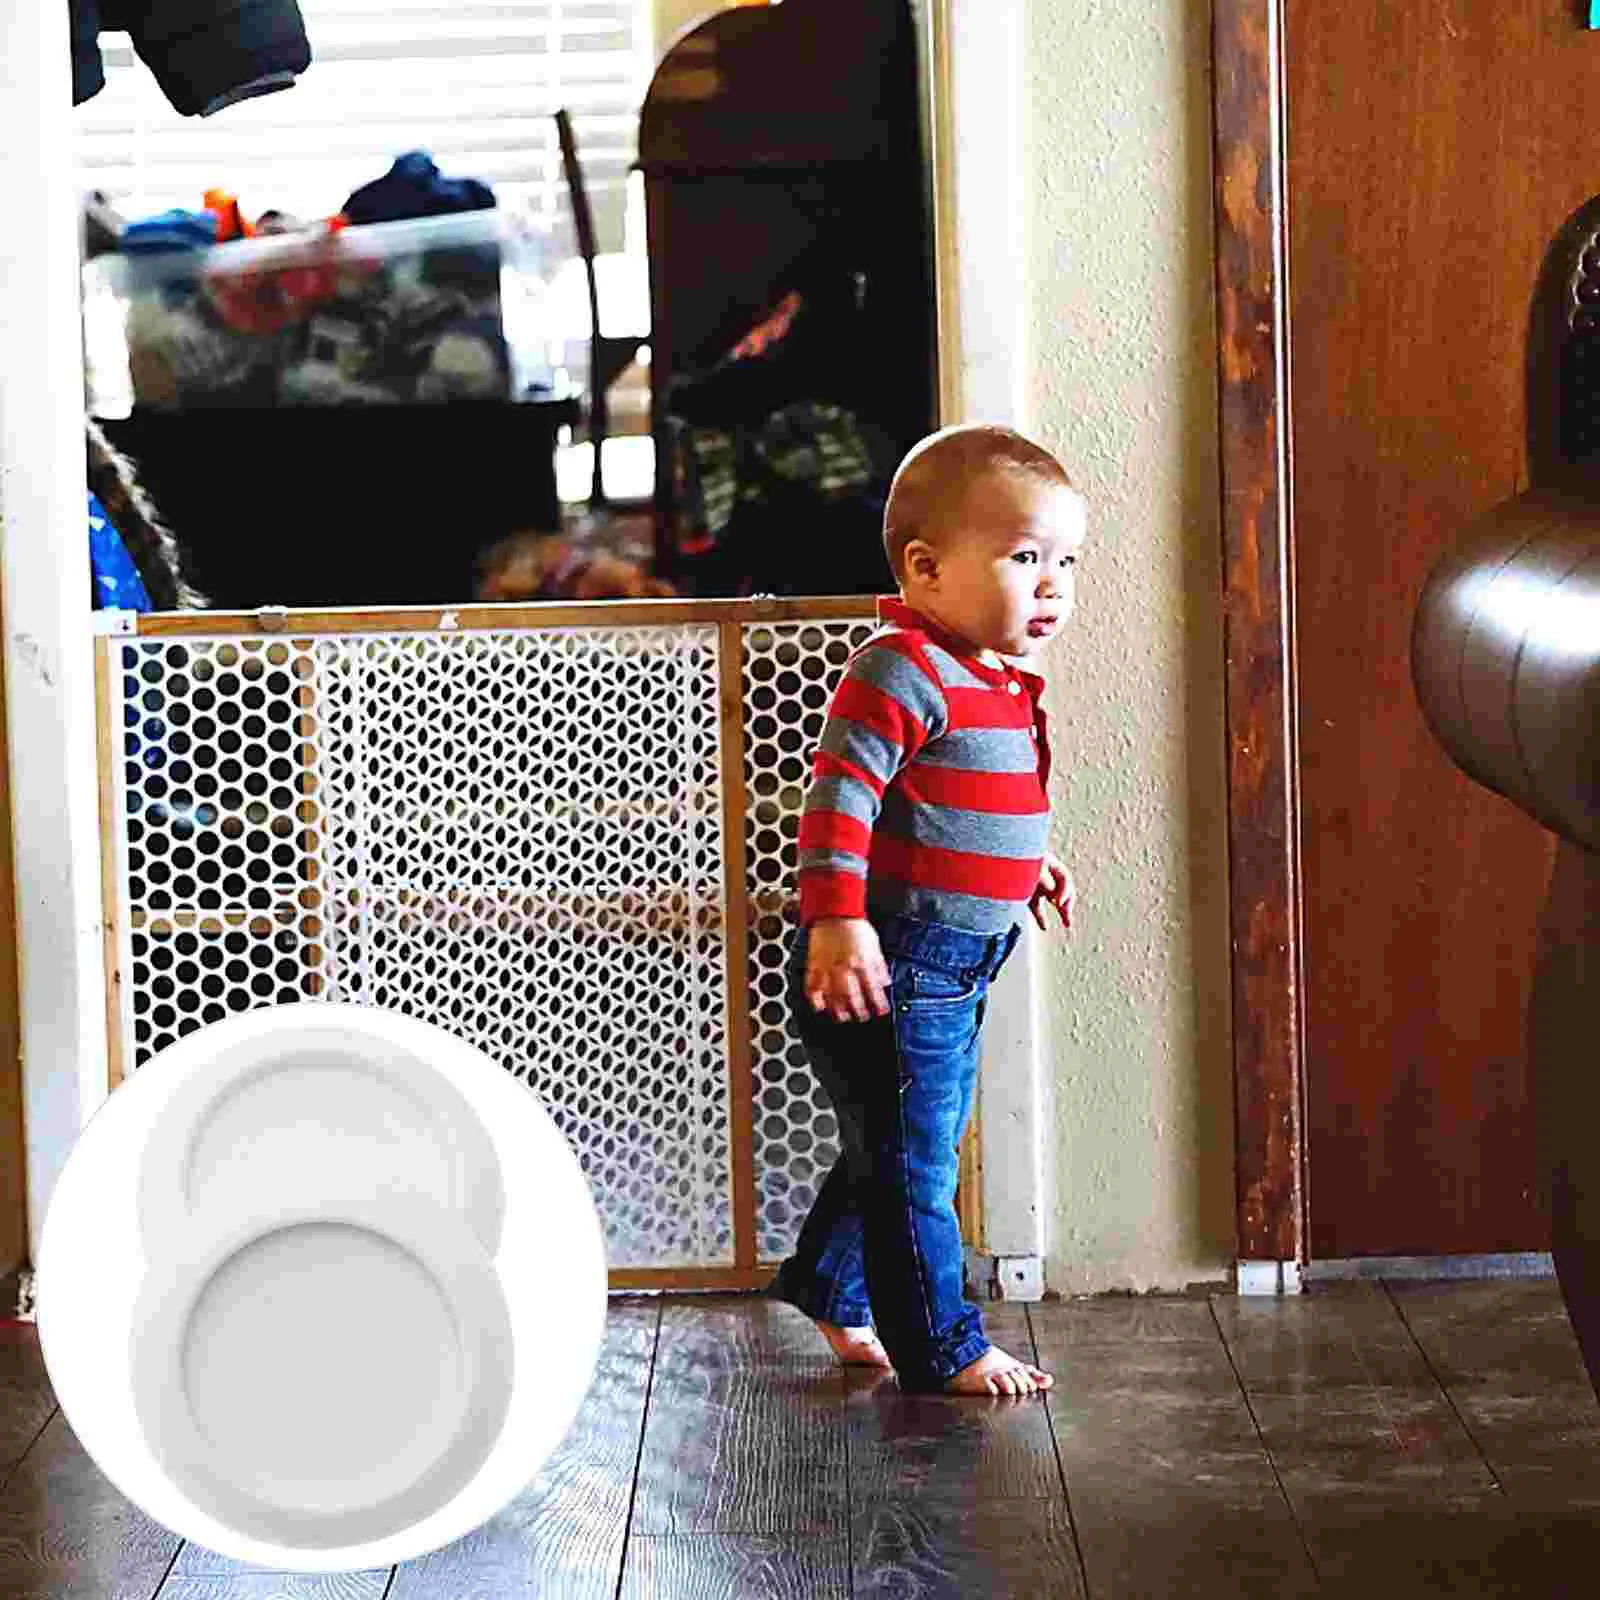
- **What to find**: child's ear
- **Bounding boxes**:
[903,540,940,586]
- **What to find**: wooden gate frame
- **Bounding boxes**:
[1210,0,1308,1267]
[92,596,989,1293]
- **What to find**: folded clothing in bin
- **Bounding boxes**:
[97,211,511,410]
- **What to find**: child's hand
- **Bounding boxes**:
[1030,853,1075,931]
[805,918,891,1022]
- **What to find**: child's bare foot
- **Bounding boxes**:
[815,1320,894,1369]
[945,1345,1054,1396]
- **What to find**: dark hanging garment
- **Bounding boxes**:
[70,0,106,104]
[70,0,312,117]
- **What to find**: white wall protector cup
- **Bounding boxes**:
[37,1004,608,1572]
[136,1007,506,1256]
[131,1195,513,1550]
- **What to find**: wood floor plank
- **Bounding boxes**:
[155,1576,388,1600]
[1210,1281,1600,1594]
[852,1496,1085,1600]
[1030,1295,1237,1346]
[387,1298,658,1600]
[1029,1296,1320,1598]
[0,1328,54,1486]
[844,1305,1062,1501]
[619,1533,849,1600]
[12,1287,1600,1598]
[842,1306,1082,1597]
[1217,1280,1468,1393]
[630,1297,845,1536]
[1388,1280,1600,1509]
[0,1411,179,1600]
[1287,1497,1600,1599]
[165,1534,389,1590]
[167,1541,389,1584]
[1213,1282,1497,1497]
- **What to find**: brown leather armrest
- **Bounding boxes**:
[1412,485,1600,852]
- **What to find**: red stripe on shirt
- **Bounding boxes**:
[868,834,1043,902]
[799,869,869,922]
[942,685,1037,728]
[828,675,931,756]
[797,808,871,857]
[897,765,1049,815]
[812,747,887,800]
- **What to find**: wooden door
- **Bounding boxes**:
[1280,2,1600,1256]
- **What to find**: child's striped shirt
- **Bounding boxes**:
[797,597,1053,933]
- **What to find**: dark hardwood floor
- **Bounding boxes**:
[4,1281,1600,1597]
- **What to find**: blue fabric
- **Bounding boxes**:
[770,913,1021,1391]
[342,151,496,225]
[121,208,219,255]
[88,492,153,612]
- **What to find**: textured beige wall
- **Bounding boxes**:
[644,0,1236,1290]
[652,0,736,57]
[1025,1,1235,1291]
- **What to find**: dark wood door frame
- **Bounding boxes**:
[1210,0,1307,1264]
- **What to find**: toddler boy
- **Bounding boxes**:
[771,423,1083,1396]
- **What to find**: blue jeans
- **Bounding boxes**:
[770,913,1021,1391]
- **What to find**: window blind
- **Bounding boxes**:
[72,0,650,254]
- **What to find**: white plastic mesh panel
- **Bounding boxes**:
[116,638,325,1059]
[742,619,878,1261]
[110,627,731,1270]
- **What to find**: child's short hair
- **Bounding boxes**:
[882,424,1075,580]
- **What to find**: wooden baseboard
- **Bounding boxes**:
[608,1265,778,1293]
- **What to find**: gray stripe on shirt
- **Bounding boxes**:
[919,641,999,692]
[799,846,869,876]
[848,640,949,734]
[817,641,949,784]
[866,880,1024,934]
[917,724,1040,775]
[878,792,1050,860]
[806,772,880,828]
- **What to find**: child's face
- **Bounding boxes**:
[902,473,1086,658]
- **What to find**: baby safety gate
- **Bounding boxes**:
[93,598,882,1288]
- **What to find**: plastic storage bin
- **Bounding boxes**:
[84,210,555,414]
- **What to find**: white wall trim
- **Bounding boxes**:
[941,0,1027,425]
[1236,1260,1304,1297]
[934,0,1045,1263]
[0,1,113,1264]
